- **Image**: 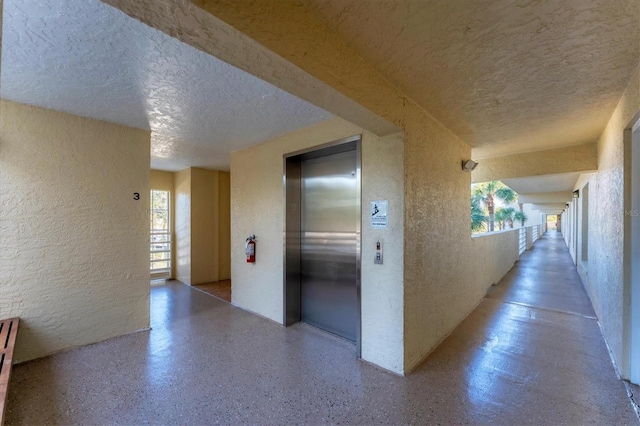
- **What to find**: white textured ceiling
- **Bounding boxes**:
[1,0,333,171]
[303,0,640,159]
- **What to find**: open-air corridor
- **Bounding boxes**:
[5,232,639,424]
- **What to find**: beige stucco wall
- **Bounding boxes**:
[580,65,640,378]
[230,117,405,374]
[174,168,192,284]
[471,230,520,289]
[218,171,231,280]
[173,168,231,285]
[402,100,479,371]
[151,169,176,277]
[150,169,174,191]
[191,168,220,284]
[0,100,150,363]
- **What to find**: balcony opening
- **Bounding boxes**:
[150,189,171,280]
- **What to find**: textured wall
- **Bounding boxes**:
[191,168,220,284]
[471,230,520,289]
[230,117,405,374]
[402,99,478,370]
[360,131,404,373]
[0,100,150,363]
[151,169,176,277]
[218,172,231,280]
[173,168,230,284]
[583,65,640,378]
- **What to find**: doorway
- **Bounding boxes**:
[284,136,361,356]
[150,189,171,280]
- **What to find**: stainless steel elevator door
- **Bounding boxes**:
[300,150,358,341]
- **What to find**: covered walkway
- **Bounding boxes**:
[5,233,638,424]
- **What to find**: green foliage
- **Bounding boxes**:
[495,187,517,204]
[514,211,528,226]
[471,194,487,232]
[471,181,518,232]
[494,207,517,230]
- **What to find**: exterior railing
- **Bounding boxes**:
[519,228,526,255]
[470,224,546,298]
[474,223,546,254]
[150,230,171,278]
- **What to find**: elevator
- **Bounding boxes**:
[284,136,361,356]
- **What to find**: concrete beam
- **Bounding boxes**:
[530,203,568,214]
[472,143,597,183]
[101,0,400,137]
[518,192,573,204]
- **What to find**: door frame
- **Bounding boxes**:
[282,135,362,357]
[626,115,640,384]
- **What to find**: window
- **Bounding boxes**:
[150,190,171,278]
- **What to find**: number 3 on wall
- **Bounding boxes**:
[133,193,140,200]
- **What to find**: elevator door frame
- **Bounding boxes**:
[283,135,362,358]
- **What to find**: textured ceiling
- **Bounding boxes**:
[303,0,640,158]
[1,0,333,171]
[503,172,582,194]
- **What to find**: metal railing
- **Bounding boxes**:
[150,230,171,278]
[532,226,539,242]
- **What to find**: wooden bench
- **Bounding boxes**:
[0,318,19,426]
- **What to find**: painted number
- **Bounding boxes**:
[133,193,140,200]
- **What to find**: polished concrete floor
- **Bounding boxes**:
[194,280,232,303]
[6,232,639,424]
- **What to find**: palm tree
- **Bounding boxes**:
[471,194,487,232]
[502,207,516,228]
[494,208,506,230]
[472,182,517,232]
[517,202,528,227]
[515,210,528,227]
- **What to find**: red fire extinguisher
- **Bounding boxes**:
[246,235,256,263]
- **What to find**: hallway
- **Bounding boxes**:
[5,233,638,424]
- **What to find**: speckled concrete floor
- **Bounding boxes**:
[6,232,638,424]
[194,280,232,303]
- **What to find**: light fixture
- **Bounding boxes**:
[573,190,579,198]
[462,159,478,172]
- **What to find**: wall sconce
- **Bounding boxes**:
[573,190,579,198]
[462,160,478,172]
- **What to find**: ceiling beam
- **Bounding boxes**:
[518,192,573,204]
[100,0,400,137]
[472,143,597,183]
[530,203,568,214]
